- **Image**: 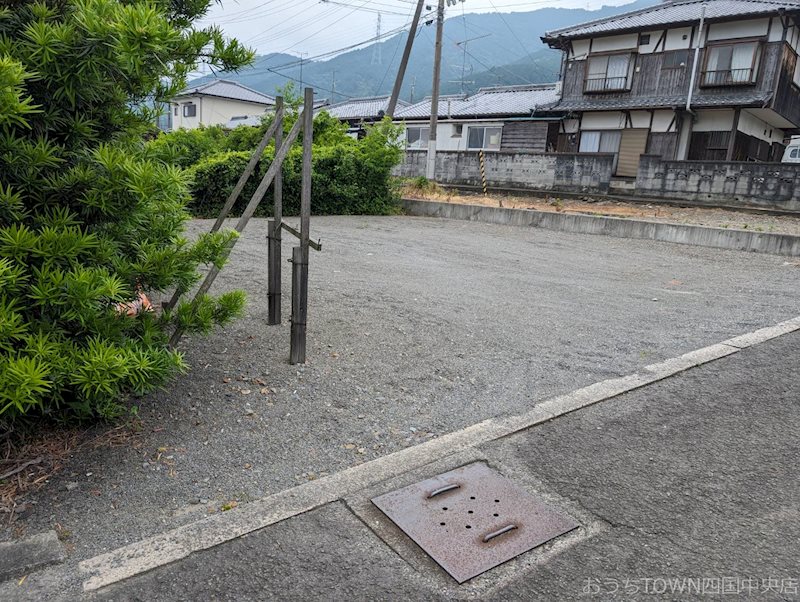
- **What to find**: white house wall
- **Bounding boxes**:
[768,17,784,42]
[637,31,663,54]
[737,110,785,144]
[692,109,736,132]
[172,96,271,130]
[570,39,591,60]
[580,110,676,132]
[664,27,693,50]
[707,18,769,41]
[651,110,678,133]
[581,112,626,130]
[591,33,639,53]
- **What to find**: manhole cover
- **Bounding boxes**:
[372,462,578,583]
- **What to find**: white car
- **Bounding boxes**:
[782,141,800,163]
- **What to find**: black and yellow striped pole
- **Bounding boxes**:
[479,149,488,196]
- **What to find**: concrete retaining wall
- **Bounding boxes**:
[394,150,615,193]
[636,155,800,213]
[401,199,800,257]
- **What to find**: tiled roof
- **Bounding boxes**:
[543,0,800,42]
[176,80,276,105]
[321,96,408,120]
[553,90,773,111]
[395,84,561,119]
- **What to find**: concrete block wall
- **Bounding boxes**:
[394,150,615,193]
[636,155,800,213]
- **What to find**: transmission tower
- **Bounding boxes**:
[371,13,382,66]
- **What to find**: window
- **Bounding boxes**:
[702,42,760,86]
[578,130,622,154]
[183,103,197,117]
[452,124,463,137]
[585,54,634,92]
[663,49,689,70]
[230,116,248,121]
[406,126,429,149]
[791,147,799,159]
[467,126,502,150]
[639,34,651,46]
[173,106,178,116]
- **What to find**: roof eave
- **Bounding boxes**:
[543,7,800,43]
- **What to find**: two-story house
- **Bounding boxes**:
[542,0,800,177]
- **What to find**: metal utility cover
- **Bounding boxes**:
[371,463,578,583]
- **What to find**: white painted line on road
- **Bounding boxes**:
[79,316,800,592]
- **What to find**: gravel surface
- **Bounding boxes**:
[3,216,798,564]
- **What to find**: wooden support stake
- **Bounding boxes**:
[290,88,314,365]
[164,104,284,312]
[289,246,308,365]
[267,219,281,325]
[280,222,321,251]
[267,97,284,325]
[169,110,306,348]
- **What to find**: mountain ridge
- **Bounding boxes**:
[191,1,657,103]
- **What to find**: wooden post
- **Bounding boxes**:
[169,110,306,348]
[267,219,281,324]
[289,246,307,364]
[267,96,284,325]
[290,88,314,364]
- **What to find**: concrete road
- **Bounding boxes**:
[84,330,800,601]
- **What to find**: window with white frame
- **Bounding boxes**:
[467,126,502,150]
[585,54,633,92]
[702,42,760,86]
[578,130,622,153]
[183,103,197,117]
[406,126,429,149]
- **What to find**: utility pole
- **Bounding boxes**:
[331,69,337,102]
[410,75,417,104]
[386,0,425,117]
[426,0,445,181]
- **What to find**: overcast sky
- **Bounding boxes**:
[199,0,637,60]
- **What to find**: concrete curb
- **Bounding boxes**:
[400,199,800,257]
[0,531,65,583]
[78,317,800,592]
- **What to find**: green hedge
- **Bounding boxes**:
[186,124,402,218]
[151,114,404,218]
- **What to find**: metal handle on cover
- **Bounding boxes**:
[427,484,460,498]
[482,524,518,543]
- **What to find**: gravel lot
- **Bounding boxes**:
[4,215,798,562]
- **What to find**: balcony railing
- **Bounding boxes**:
[701,68,755,87]
[584,75,630,93]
